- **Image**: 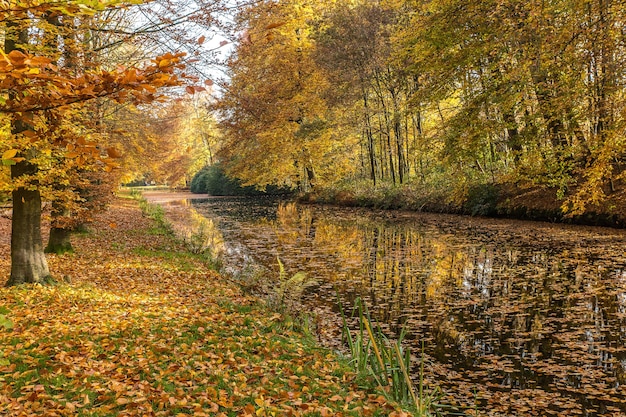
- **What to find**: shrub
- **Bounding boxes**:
[190,168,210,194]
[464,183,500,216]
[190,164,293,196]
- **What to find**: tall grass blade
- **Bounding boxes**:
[339,297,443,416]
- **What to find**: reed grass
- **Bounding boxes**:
[339,298,443,416]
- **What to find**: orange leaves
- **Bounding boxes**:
[1,149,17,160]
[0,0,145,22]
[0,50,186,114]
[158,58,173,69]
[1,50,52,69]
[106,147,122,159]
[389,411,411,417]
[185,85,207,95]
[6,50,27,66]
[115,396,131,405]
[266,22,287,30]
[1,149,25,166]
[151,52,185,76]
[122,68,138,83]
[63,137,102,167]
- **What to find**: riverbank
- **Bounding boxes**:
[301,180,626,228]
[0,197,405,416]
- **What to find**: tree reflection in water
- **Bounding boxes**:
[187,197,626,416]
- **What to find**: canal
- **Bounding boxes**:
[163,195,626,416]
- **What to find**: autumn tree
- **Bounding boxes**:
[216,0,357,191]
[21,0,226,254]
[198,0,626,220]
[395,0,626,212]
[154,94,219,187]
[314,2,416,186]
[1,0,184,285]
[101,97,216,187]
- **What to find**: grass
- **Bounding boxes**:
[340,298,443,416]
[131,191,446,415]
[130,190,222,270]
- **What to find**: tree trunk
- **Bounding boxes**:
[5,23,52,286]
[45,227,74,254]
[362,87,377,185]
[7,170,52,285]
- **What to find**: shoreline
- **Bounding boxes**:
[0,196,407,416]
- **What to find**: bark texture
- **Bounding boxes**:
[7,172,51,285]
[45,227,74,254]
[4,21,52,286]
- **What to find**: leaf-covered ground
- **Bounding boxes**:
[0,198,401,416]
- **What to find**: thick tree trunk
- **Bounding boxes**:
[5,24,52,286]
[7,171,51,285]
[45,227,73,254]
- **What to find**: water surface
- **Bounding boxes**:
[180,196,626,416]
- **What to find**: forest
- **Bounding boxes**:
[1,2,626,416]
[0,0,624,278]
[214,0,626,224]
[3,0,626,284]
[0,0,225,285]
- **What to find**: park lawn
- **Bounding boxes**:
[0,198,402,417]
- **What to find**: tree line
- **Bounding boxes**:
[215,0,626,216]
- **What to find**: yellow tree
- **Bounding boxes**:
[397,0,626,213]
[215,0,350,191]
[0,0,184,285]
[8,0,223,256]
[314,1,414,186]
[163,94,219,186]
[98,93,217,188]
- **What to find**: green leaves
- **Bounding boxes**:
[0,306,12,330]
[0,307,13,367]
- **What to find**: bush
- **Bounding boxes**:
[464,183,499,216]
[190,169,210,194]
[190,164,293,196]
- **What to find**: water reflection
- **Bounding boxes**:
[188,197,626,416]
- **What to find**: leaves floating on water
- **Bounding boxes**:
[189,197,626,415]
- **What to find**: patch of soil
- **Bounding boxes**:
[142,191,209,203]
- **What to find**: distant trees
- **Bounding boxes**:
[214,0,351,192]
[215,0,626,216]
[399,0,626,214]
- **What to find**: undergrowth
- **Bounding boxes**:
[129,190,221,269]
[0,196,408,416]
[127,190,433,416]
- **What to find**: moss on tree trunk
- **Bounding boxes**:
[45,227,74,254]
[7,180,52,286]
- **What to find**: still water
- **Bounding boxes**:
[177,196,626,416]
